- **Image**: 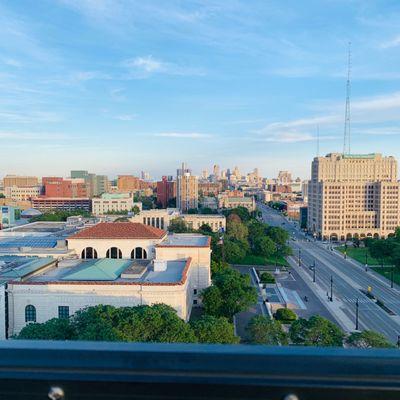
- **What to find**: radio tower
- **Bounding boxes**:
[343,42,351,155]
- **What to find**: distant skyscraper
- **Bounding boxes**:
[213,164,220,178]
[177,163,198,212]
[201,169,209,180]
[71,170,109,197]
[308,153,400,240]
[141,171,151,181]
[277,170,292,185]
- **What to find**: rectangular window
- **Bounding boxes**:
[58,306,70,319]
[193,289,198,295]
[193,300,198,305]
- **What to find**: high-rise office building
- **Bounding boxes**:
[307,153,400,240]
[213,164,220,178]
[277,170,292,185]
[71,171,110,197]
[176,163,198,212]
[157,176,176,208]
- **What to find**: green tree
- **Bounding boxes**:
[227,220,248,242]
[187,208,198,214]
[211,260,229,276]
[131,205,141,215]
[229,206,251,222]
[346,330,394,348]
[266,226,289,246]
[17,318,76,340]
[198,223,213,234]
[275,308,297,323]
[200,207,214,215]
[247,220,267,248]
[17,304,198,343]
[254,236,276,257]
[202,269,257,320]
[289,316,344,347]
[223,239,246,263]
[168,217,189,233]
[191,315,239,344]
[0,193,5,198]
[114,304,197,343]
[259,271,275,284]
[247,315,288,345]
[202,286,223,316]
[227,213,242,224]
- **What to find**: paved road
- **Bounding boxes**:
[259,203,400,343]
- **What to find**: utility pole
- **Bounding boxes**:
[330,276,333,302]
[355,298,359,330]
[313,259,316,283]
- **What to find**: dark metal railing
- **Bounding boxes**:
[0,341,399,399]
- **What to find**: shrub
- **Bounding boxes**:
[275,308,297,323]
[259,271,275,284]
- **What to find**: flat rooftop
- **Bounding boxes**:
[158,234,210,247]
[0,256,56,281]
[23,258,189,284]
[7,222,67,233]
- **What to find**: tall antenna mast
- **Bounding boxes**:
[343,42,351,155]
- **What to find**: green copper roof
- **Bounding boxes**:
[0,257,55,279]
[100,193,131,199]
[62,259,132,281]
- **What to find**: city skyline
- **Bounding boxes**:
[2,1,400,177]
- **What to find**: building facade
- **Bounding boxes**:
[4,186,41,201]
[7,223,212,335]
[307,153,400,240]
[32,197,91,212]
[42,177,87,198]
[176,164,198,212]
[3,175,39,188]
[91,193,142,215]
[157,176,176,208]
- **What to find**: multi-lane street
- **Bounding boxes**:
[259,203,400,343]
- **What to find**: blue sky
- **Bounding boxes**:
[2,0,400,179]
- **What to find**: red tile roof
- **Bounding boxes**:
[68,222,166,240]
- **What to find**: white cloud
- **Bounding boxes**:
[381,35,400,49]
[123,55,205,78]
[114,114,136,121]
[154,132,212,139]
[0,131,67,140]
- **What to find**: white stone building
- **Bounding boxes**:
[7,222,212,336]
[91,193,142,215]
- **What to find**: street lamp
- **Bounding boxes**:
[355,298,359,330]
[330,276,333,302]
[365,252,368,272]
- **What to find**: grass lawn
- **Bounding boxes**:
[237,254,289,267]
[336,246,390,266]
[371,267,400,286]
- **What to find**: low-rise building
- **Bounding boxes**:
[218,194,256,211]
[181,214,225,232]
[91,193,142,215]
[130,209,225,232]
[32,197,91,212]
[4,186,41,201]
[7,222,211,336]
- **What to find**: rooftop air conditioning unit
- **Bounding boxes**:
[153,259,167,272]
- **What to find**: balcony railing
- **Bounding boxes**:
[0,341,399,399]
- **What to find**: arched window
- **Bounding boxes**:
[81,247,98,259]
[133,247,147,259]
[106,247,122,259]
[156,217,160,228]
[25,305,36,323]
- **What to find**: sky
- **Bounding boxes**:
[1,0,400,180]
